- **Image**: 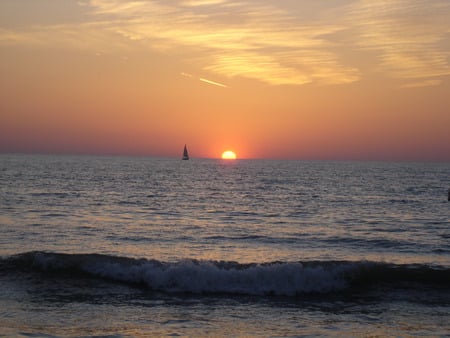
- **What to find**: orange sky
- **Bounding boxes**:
[1,0,449,160]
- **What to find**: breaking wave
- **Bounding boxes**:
[1,252,449,296]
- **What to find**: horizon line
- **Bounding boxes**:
[1,151,449,164]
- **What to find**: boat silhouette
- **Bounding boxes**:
[182,144,189,160]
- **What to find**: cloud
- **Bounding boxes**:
[181,0,228,7]
[82,0,360,86]
[400,79,442,88]
[181,72,194,78]
[0,23,131,53]
[0,28,31,44]
[2,0,448,87]
[345,0,450,86]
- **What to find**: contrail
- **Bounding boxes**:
[199,77,228,88]
[181,72,228,88]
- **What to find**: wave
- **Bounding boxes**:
[1,252,449,297]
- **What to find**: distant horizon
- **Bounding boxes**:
[2,150,449,164]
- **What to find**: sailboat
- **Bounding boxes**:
[182,144,189,160]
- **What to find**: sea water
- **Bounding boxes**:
[0,154,449,337]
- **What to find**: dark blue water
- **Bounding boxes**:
[0,154,449,336]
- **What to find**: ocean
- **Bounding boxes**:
[0,154,449,337]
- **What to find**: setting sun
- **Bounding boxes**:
[221,150,237,160]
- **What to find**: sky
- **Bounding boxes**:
[1,0,449,161]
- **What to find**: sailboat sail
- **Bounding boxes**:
[182,145,189,160]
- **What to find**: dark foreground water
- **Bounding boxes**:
[0,154,449,336]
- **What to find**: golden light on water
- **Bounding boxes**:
[221,150,237,160]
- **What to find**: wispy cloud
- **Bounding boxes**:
[345,0,450,86]
[0,22,131,52]
[1,0,449,87]
[82,0,360,86]
[400,79,443,88]
[181,0,228,7]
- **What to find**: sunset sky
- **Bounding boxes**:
[1,0,449,160]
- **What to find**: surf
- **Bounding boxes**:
[1,251,449,297]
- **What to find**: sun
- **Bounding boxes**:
[221,150,237,160]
